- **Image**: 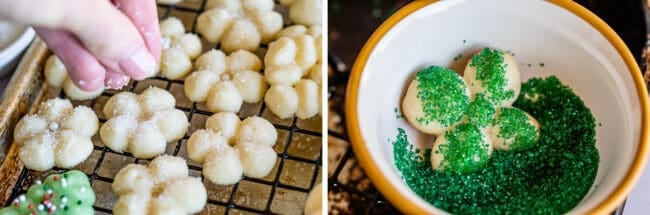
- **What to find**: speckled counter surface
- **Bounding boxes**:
[328,0,649,214]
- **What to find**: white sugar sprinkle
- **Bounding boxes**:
[48,122,59,131]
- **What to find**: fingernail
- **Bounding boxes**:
[119,46,157,80]
[77,75,104,91]
[105,70,130,89]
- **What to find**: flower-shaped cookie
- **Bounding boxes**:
[14,98,98,171]
[279,0,322,26]
[187,112,277,185]
[100,87,188,158]
[112,155,207,214]
[158,17,202,80]
[401,48,540,173]
[184,49,267,113]
[264,29,321,119]
[0,170,95,215]
[196,0,283,53]
[44,55,104,101]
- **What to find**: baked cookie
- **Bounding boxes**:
[184,49,267,113]
[279,0,322,26]
[402,66,471,136]
[487,107,540,151]
[187,112,277,185]
[0,170,95,215]
[263,30,321,119]
[112,155,207,214]
[159,17,202,80]
[100,87,188,158]
[44,55,103,100]
[14,98,97,171]
[196,0,282,53]
[463,48,521,107]
[430,123,493,173]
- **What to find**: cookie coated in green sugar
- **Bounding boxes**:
[0,170,94,215]
[488,107,540,151]
[464,48,521,107]
[401,66,470,135]
[430,123,493,173]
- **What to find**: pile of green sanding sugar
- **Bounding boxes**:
[394,76,599,214]
[0,170,95,215]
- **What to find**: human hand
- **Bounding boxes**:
[0,0,161,90]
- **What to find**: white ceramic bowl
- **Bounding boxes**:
[0,23,35,77]
[346,0,650,214]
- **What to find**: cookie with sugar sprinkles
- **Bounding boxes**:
[401,65,471,135]
[0,170,95,215]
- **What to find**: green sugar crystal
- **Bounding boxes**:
[0,170,95,215]
[470,48,515,104]
[415,66,469,127]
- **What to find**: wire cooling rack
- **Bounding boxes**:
[2,1,323,214]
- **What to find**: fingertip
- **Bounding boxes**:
[60,55,106,92]
[119,45,157,80]
[116,0,162,63]
[104,70,130,89]
[69,71,105,91]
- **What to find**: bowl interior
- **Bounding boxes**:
[352,0,644,213]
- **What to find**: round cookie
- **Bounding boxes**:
[402,66,471,135]
[488,107,540,151]
[464,48,521,106]
[430,123,493,173]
